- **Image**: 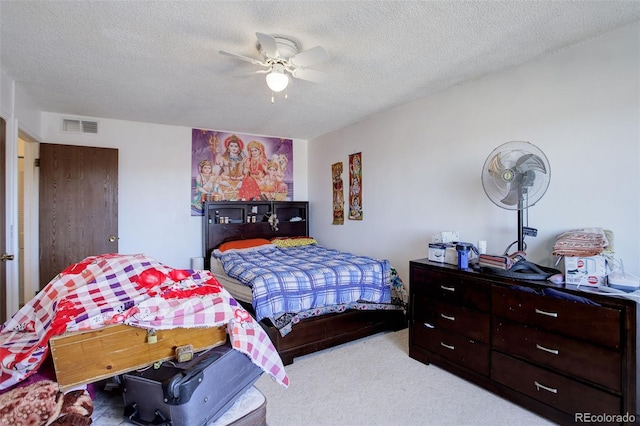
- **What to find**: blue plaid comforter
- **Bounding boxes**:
[216,245,392,322]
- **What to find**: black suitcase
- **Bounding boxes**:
[120,342,263,426]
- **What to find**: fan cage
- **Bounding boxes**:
[481,141,551,254]
[481,141,550,211]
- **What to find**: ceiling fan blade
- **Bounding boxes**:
[291,68,328,83]
[219,50,268,67]
[231,69,271,79]
[256,32,279,59]
[290,46,329,68]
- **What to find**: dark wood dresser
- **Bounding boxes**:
[409,259,638,425]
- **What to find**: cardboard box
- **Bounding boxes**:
[444,246,458,266]
[432,231,459,244]
[428,243,447,262]
[564,255,607,286]
[49,324,226,391]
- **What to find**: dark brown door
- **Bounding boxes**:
[0,118,7,323]
[39,144,118,289]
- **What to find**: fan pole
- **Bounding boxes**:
[517,201,524,252]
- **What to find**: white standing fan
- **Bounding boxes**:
[481,141,551,254]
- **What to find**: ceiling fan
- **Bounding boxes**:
[219,32,329,101]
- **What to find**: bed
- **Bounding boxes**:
[203,201,407,365]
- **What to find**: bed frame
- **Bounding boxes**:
[203,201,407,365]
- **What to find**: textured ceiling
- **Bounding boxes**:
[2,1,639,140]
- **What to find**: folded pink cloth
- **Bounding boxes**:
[552,228,609,257]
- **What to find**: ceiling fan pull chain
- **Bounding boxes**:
[271,91,275,104]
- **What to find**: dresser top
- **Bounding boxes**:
[410,258,636,309]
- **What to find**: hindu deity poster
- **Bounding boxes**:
[332,162,344,225]
[348,152,363,220]
[191,129,293,215]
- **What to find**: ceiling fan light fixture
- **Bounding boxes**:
[266,65,289,92]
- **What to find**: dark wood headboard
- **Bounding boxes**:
[202,201,309,268]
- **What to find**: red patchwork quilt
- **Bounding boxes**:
[0,253,289,391]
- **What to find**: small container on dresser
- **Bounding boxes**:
[409,259,638,425]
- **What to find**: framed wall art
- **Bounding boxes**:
[332,162,344,225]
[191,129,293,215]
[348,152,362,220]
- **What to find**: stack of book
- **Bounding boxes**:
[478,252,525,271]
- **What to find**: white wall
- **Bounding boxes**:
[0,70,14,122]
[6,22,639,293]
[308,22,640,284]
[37,116,308,268]
[1,70,43,140]
[2,69,47,314]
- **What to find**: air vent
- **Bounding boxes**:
[62,118,99,134]
[62,119,81,132]
[81,120,98,134]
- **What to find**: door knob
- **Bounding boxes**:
[108,236,117,242]
[1,253,14,262]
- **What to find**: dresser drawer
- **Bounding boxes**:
[412,322,489,375]
[412,267,490,311]
[492,285,621,349]
[492,352,621,416]
[413,297,490,344]
[493,320,621,392]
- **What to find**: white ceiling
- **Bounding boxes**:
[2,1,639,140]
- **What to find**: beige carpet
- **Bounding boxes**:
[255,329,555,426]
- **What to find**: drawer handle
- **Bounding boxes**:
[536,344,559,355]
[440,313,455,321]
[534,308,558,318]
[440,285,455,292]
[423,322,435,329]
[440,342,455,350]
[534,381,558,394]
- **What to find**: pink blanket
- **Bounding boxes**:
[0,253,289,391]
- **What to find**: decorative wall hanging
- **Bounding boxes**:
[332,162,344,225]
[191,129,293,215]
[348,152,363,220]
